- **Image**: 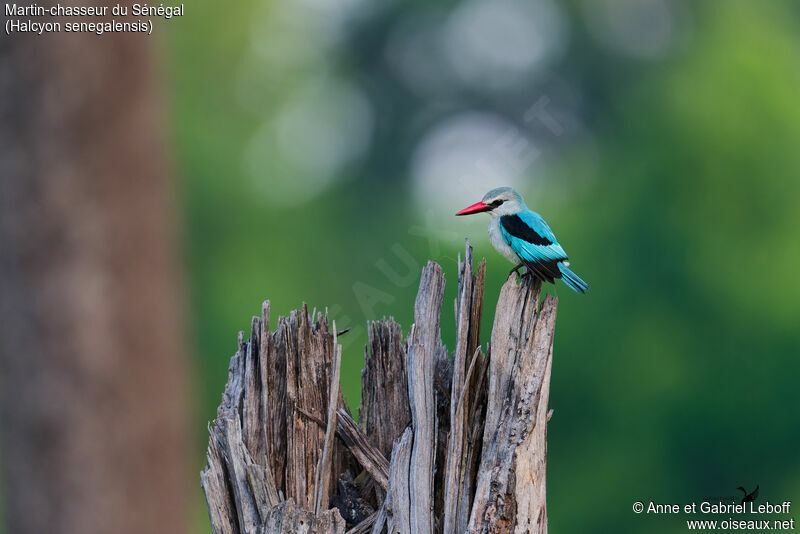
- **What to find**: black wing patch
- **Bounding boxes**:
[500,214,553,246]
[500,214,562,283]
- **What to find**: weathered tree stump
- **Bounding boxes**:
[201,241,557,534]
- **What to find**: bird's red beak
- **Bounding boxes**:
[456,201,491,216]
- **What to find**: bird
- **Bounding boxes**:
[737,485,759,505]
[456,186,589,294]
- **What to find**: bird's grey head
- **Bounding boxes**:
[480,187,526,217]
[455,186,527,217]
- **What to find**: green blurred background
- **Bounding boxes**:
[169,0,800,531]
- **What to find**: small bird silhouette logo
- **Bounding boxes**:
[737,485,759,505]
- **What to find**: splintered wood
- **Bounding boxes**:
[202,241,558,534]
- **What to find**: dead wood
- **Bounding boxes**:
[202,240,557,533]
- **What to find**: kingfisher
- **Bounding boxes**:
[456,186,589,294]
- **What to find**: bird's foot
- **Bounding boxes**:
[508,263,524,279]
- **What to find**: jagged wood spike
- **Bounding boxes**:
[406,262,446,534]
[314,326,343,514]
[468,277,555,533]
[336,409,389,490]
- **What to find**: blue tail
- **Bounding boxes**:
[558,263,589,294]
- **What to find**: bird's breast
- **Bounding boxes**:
[488,219,520,264]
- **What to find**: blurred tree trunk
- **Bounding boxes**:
[0,20,189,534]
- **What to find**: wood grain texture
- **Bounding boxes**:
[202,241,557,534]
[286,307,333,510]
[263,303,289,499]
[345,511,378,534]
[260,502,345,534]
[359,320,411,459]
[406,262,446,534]
[385,428,413,534]
[201,429,239,534]
[443,245,486,534]
[315,334,343,514]
[336,410,390,490]
[468,277,556,533]
[202,306,349,534]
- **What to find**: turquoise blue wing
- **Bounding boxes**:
[499,211,568,282]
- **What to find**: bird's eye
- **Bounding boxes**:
[490,200,505,208]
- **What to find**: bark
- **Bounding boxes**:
[315,337,343,514]
[260,502,346,534]
[336,409,389,490]
[405,262,446,534]
[202,241,556,533]
[468,282,557,533]
[0,19,189,534]
[443,248,486,534]
[359,319,411,459]
[202,306,352,534]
